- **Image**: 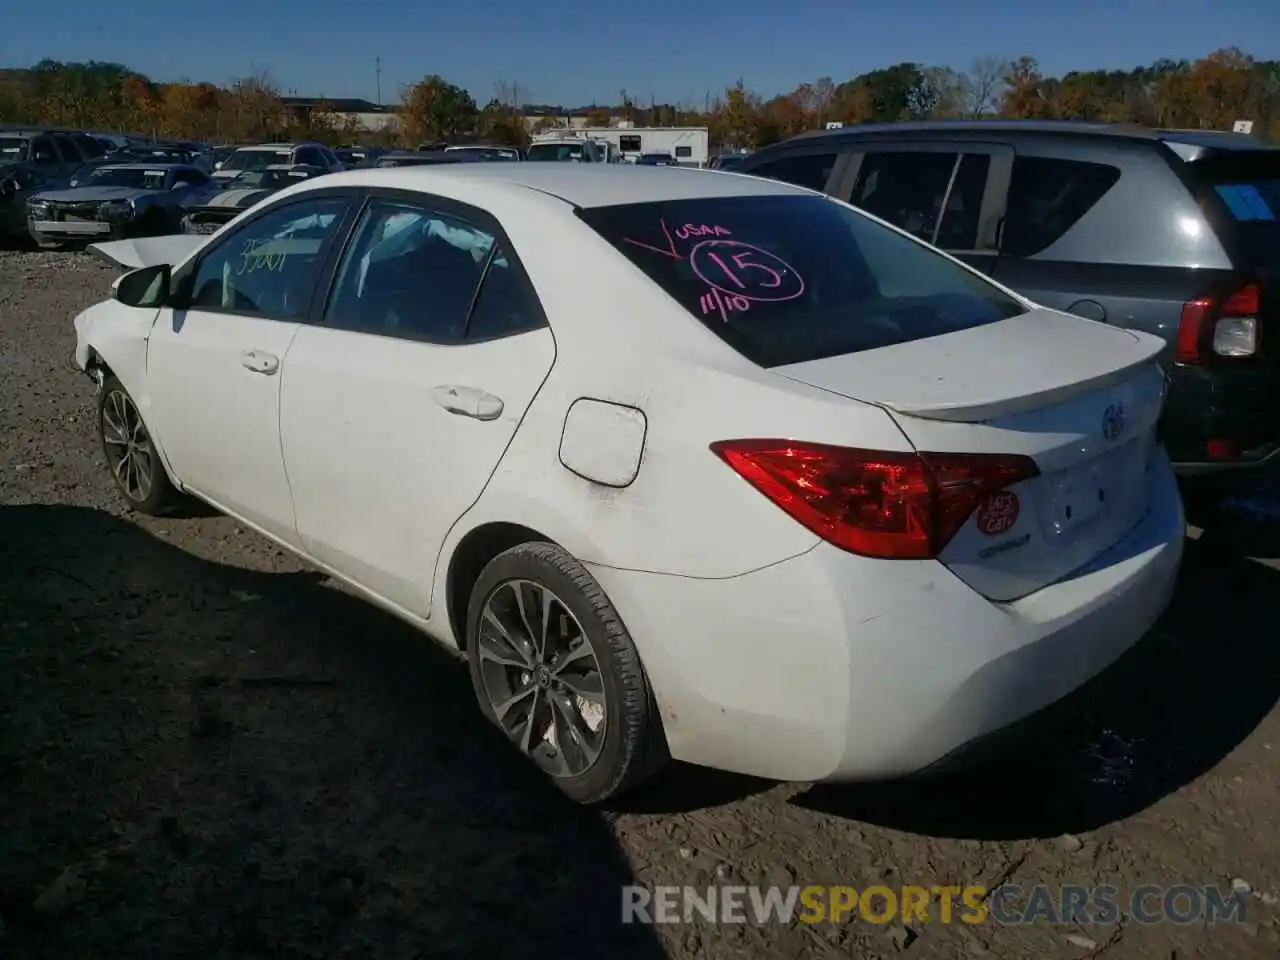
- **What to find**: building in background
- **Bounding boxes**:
[529,123,710,166]
[279,97,399,134]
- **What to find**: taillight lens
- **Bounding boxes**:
[1177,283,1261,363]
[710,440,1040,560]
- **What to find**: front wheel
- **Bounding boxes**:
[97,376,178,515]
[466,541,667,804]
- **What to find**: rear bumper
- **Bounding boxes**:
[588,453,1184,783]
[1164,362,1280,479]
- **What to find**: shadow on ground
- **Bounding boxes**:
[792,527,1280,840]
[0,504,666,959]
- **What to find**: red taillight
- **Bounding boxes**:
[1177,283,1261,363]
[710,440,1040,560]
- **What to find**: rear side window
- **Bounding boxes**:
[851,152,956,241]
[747,152,839,192]
[576,195,1025,368]
[1185,150,1280,267]
[1001,156,1120,258]
[324,200,495,342]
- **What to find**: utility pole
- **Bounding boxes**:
[375,58,382,106]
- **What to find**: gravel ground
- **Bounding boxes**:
[3,248,1280,959]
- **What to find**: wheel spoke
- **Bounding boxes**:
[550,691,601,772]
[492,684,535,723]
[112,449,131,484]
[551,638,594,676]
[510,581,543,660]
[559,670,604,702]
[480,607,535,668]
[133,446,153,500]
[517,687,543,754]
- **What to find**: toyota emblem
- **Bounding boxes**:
[1102,402,1126,442]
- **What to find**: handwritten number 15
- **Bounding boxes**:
[705,250,783,289]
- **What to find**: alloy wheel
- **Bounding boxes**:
[101,388,155,503]
[475,578,607,777]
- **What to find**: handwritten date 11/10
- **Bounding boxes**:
[700,286,751,322]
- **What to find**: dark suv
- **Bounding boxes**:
[737,121,1280,495]
[0,129,93,177]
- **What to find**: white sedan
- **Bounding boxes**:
[72,163,1185,803]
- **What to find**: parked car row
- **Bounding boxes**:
[72,138,1201,805]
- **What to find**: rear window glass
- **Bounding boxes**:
[1188,151,1280,266]
[576,195,1026,368]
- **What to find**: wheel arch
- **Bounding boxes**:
[445,521,554,652]
[84,333,183,491]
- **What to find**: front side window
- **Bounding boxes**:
[187,197,348,319]
[323,200,495,341]
[576,194,1026,368]
[748,152,839,192]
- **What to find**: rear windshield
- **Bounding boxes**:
[576,195,1026,367]
[223,149,293,172]
[528,142,585,162]
[1186,150,1280,267]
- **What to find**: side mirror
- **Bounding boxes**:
[112,264,171,308]
[214,160,224,170]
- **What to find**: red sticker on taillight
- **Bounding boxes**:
[975,490,1020,537]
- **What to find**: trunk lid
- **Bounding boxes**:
[776,309,1168,601]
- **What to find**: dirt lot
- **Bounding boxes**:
[2,248,1280,959]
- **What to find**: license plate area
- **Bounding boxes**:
[1044,440,1144,540]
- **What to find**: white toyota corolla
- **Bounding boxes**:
[72,163,1184,803]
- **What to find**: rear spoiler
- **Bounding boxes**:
[88,234,210,271]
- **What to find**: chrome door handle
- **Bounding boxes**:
[430,385,504,421]
[240,350,279,375]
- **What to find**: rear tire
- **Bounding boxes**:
[465,541,668,804]
[97,376,179,516]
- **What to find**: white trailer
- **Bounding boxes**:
[531,125,710,166]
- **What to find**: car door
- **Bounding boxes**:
[279,191,555,616]
[146,192,354,544]
[832,142,1013,276]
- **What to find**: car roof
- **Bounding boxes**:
[778,119,1279,155]
[298,163,804,208]
[238,143,306,151]
[785,119,1162,144]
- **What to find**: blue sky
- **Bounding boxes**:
[6,0,1276,107]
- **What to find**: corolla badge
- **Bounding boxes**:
[1102,401,1126,442]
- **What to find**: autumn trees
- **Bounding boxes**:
[0,48,1277,150]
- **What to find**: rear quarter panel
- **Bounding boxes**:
[433,199,913,585]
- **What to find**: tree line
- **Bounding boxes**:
[0,48,1276,150]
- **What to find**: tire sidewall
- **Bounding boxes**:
[466,544,650,803]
